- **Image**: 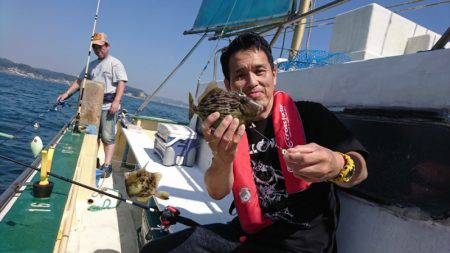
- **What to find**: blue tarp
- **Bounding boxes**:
[191,0,293,32]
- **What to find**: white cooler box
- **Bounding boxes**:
[154,123,198,167]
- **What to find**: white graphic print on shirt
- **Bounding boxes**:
[249,138,277,155]
[250,136,300,224]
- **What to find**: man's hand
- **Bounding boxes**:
[56,93,69,103]
[284,143,344,183]
[203,112,245,200]
[109,100,120,114]
[202,112,246,165]
[57,79,80,103]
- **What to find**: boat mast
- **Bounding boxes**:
[74,0,102,132]
[289,0,312,59]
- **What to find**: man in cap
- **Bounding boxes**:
[57,32,128,178]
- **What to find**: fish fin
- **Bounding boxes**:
[153,171,162,182]
[189,92,195,120]
[156,191,170,200]
[198,80,219,103]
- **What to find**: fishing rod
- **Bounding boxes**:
[0,153,199,228]
[0,101,68,146]
[73,0,102,133]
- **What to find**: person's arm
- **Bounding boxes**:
[284,143,368,188]
[285,102,368,188]
[110,60,128,113]
[202,112,246,200]
[109,80,126,114]
[57,79,81,102]
[204,155,235,200]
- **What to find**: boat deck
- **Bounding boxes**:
[122,127,233,233]
[0,131,84,253]
[0,117,234,252]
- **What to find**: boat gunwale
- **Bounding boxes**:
[0,115,75,214]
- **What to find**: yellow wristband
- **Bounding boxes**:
[329,152,355,184]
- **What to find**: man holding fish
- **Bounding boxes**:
[142,33,368,252]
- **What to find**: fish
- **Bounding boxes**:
[125,167,169,202]
[189,81,263,128]
[30,136,43,158]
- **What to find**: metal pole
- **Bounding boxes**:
[289,0,312,59]
[431,27,450,50]
[74,0,102,132]
[136,33,207,114]
[305,0,316,52]
[280,27,288,58]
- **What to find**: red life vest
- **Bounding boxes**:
[232,91,311,233]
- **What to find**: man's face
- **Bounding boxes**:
[224,48,277,120]
[93,44,109,59]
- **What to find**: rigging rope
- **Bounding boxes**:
[386,0,427,9]
[396,0,450,12]
[137,0,239,114]
[265,0,449,43]
[266,0,445,42]
[194,0,239,98]
[135,33,207,114]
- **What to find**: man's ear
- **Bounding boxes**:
[224,78,231,91]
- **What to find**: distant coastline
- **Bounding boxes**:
[0,57,187,108]
[0,58,75,85]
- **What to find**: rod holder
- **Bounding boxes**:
[33,147,55,198]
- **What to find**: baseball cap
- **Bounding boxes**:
[92,32,109,46]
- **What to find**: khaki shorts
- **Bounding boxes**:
[99,110,118,145]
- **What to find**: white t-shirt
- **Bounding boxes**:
[79,55,128,110]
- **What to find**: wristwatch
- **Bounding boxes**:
[329,152,355,184]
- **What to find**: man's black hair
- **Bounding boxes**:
[220,32,274,81]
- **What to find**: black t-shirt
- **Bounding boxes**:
[239,101,367,251]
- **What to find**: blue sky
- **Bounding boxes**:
[0,0,449,102]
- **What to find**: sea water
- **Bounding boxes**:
[0,72,188,194]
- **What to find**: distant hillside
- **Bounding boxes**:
[0,57,147,98]
[0,58,76,85]
[152,96,188,108]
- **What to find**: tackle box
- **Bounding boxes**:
[153,123,198,167]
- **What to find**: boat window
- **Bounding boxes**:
[335,109,450,220]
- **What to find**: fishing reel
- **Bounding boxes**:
[157,205,199,230]
[145,206,181,237]
[159,205,180,229]
[118,109,133,128]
